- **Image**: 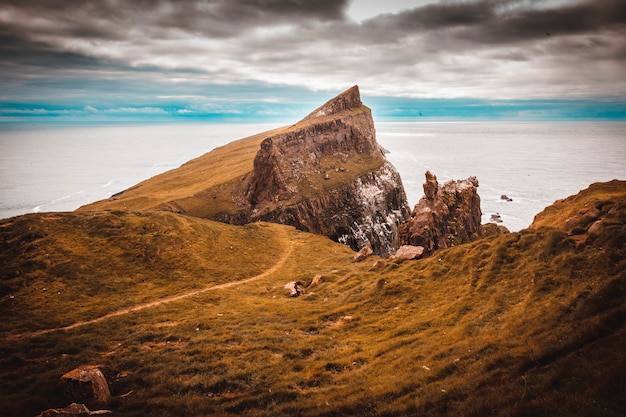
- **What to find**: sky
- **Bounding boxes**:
[1,0,626,122]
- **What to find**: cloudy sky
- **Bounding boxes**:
[1,0,625,122]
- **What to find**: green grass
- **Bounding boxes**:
[1,181,625,417]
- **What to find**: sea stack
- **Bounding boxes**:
[399,171,485,257]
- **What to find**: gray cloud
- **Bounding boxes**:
[0,0,625,106]
[357,0,626,44]
[0,0,348,40]
[466,0,626,43]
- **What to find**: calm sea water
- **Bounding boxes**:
[1,121,625,231]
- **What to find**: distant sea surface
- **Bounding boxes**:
[1,121,625,232]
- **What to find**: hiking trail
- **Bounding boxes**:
[7,233,294,340]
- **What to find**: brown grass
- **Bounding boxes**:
[78,106,384,221]
[77,127,284,214]
[1,179,625,417]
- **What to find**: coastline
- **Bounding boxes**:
[1,121,625,232]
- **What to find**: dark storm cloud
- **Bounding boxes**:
[468,0,626,44]
[359,0,626,44]
[362,0,496,35]
[0,0,348,40]
[3,0,624,60]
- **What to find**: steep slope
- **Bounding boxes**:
[1,180,625,417]
[78,128,283,215]
[80,86,410,256]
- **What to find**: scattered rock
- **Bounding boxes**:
[284,281,304,297]
[353,244,373,262]
[501,194,513,202]
[490,213,503,223]
[587,219,603,235]
[328,315,357,328]
[369,259,385,271]
[60,366,112,406]
[391,245,425,261]
[309,275,324,286]
[37,403,112,417]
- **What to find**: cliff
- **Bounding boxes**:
[398,170,485,256]
[237,86,409,256]
[80,86,410,256]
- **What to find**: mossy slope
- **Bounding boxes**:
[1,180,625,417]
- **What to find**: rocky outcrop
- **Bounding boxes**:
[245,86,378,206]
[531,179,626,247]
[399,171,484,257]
[234,86,410,256]
[60,366,112,406]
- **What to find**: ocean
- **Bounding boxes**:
[1,121,625,232]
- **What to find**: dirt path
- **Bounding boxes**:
[8,234,294,340]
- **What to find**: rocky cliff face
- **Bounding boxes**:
[399,170,485,257]
[236,86,410,257]
[245,87,380,205]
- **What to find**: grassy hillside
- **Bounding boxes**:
[78,127,282,215]
[532,179,625,231]
[1,181,625,417]
[79,107,384,220]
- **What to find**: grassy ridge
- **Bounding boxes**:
[77,127,283,214]
[78,107,384,220]
[1,181,625,416]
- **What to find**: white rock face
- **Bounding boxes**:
[339,161,410,257]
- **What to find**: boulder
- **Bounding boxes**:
[353,244,373,262]
[587,219,603,236]
[391,245,425,261]
[284,281,304,297]
[399,171,484,257]
[60,366,112,406]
